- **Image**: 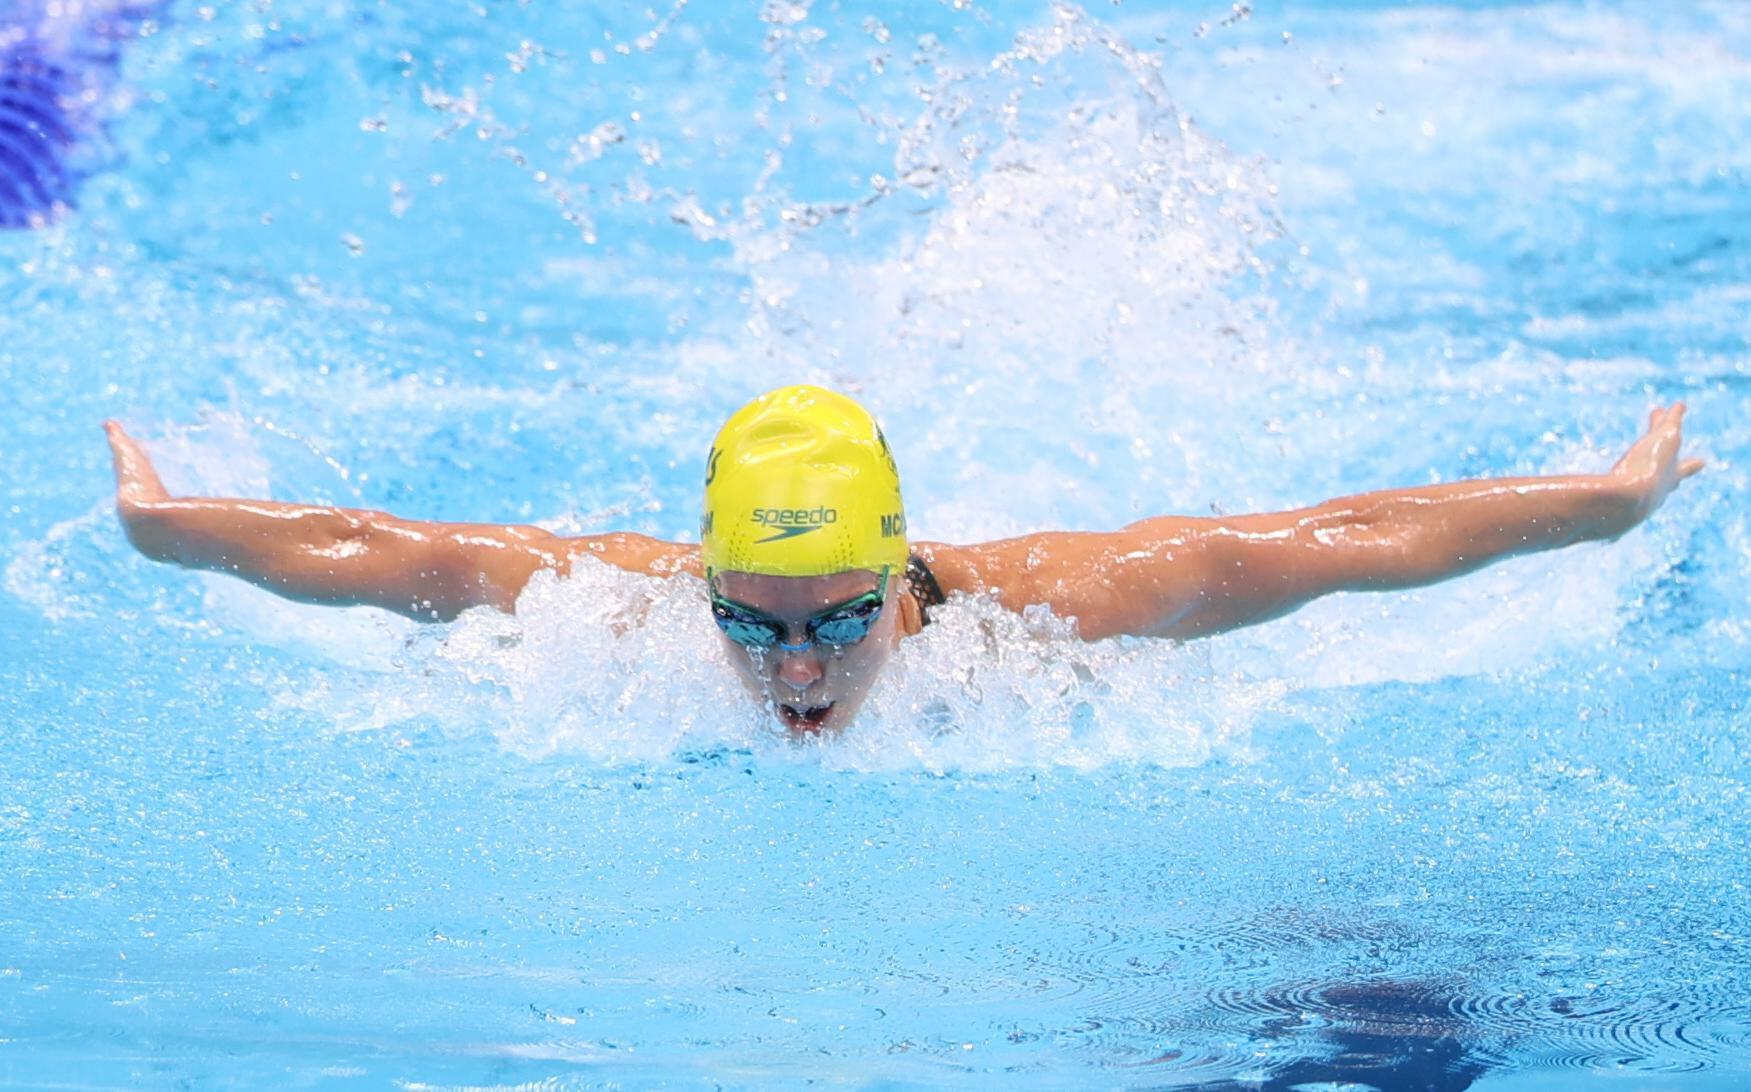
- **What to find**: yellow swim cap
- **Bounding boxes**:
[701,385,908,577]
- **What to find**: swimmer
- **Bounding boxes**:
[105,388,1703,734]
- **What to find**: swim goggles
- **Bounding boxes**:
[707,567,889,653]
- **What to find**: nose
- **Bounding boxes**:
[775,645,823,691]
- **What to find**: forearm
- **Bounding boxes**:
[1280,473,1642,591]
[1118,472,1645,640]
[105,420,695,620]
[123,496,362,574]
[122,496,437,613]
[961,406,1697,643]
[118,496,547,619]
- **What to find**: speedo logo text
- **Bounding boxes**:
[752,506,838,543]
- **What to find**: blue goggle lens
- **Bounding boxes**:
[709,571,888,651]
[810,599,883,646]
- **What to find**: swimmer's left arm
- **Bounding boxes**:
[922,405,1703,641]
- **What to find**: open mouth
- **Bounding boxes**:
[778,702,835,733]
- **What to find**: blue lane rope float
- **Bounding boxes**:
[0,0,162,230]
[0,44,75,228]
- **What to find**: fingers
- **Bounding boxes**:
[106,420,141,474]
[1614,402,1699,482]
[105,420,133,476]
[1656,404,1695,472]
[104,419,169,503]
[105,420,141,477]
[1647,402,1684,433]
[1651,404,1702,481]
[1633,403,1685,457]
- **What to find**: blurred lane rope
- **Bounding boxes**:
[0,0,158,228]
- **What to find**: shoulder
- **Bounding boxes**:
[559,533,701,579]
[913,523,1213,593]
[910,524,1221,640]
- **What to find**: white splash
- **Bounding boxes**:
[275,556,1274,774]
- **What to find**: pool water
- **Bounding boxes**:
[3,0,1749,1087]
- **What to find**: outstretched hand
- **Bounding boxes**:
[104,420,170,511]
[1609,403,1704,522]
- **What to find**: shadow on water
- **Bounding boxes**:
[1173,979,1488,1092]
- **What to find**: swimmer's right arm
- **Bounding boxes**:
[105,422,699,621]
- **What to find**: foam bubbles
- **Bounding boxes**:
[272,557,1277,773]
[850,595,1277,774]
[285,560,758,760]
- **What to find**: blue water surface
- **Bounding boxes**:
[2,0,1749,1087]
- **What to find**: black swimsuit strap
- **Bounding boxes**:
[904,553,947,626]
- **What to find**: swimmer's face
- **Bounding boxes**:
[709,568,899,736]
